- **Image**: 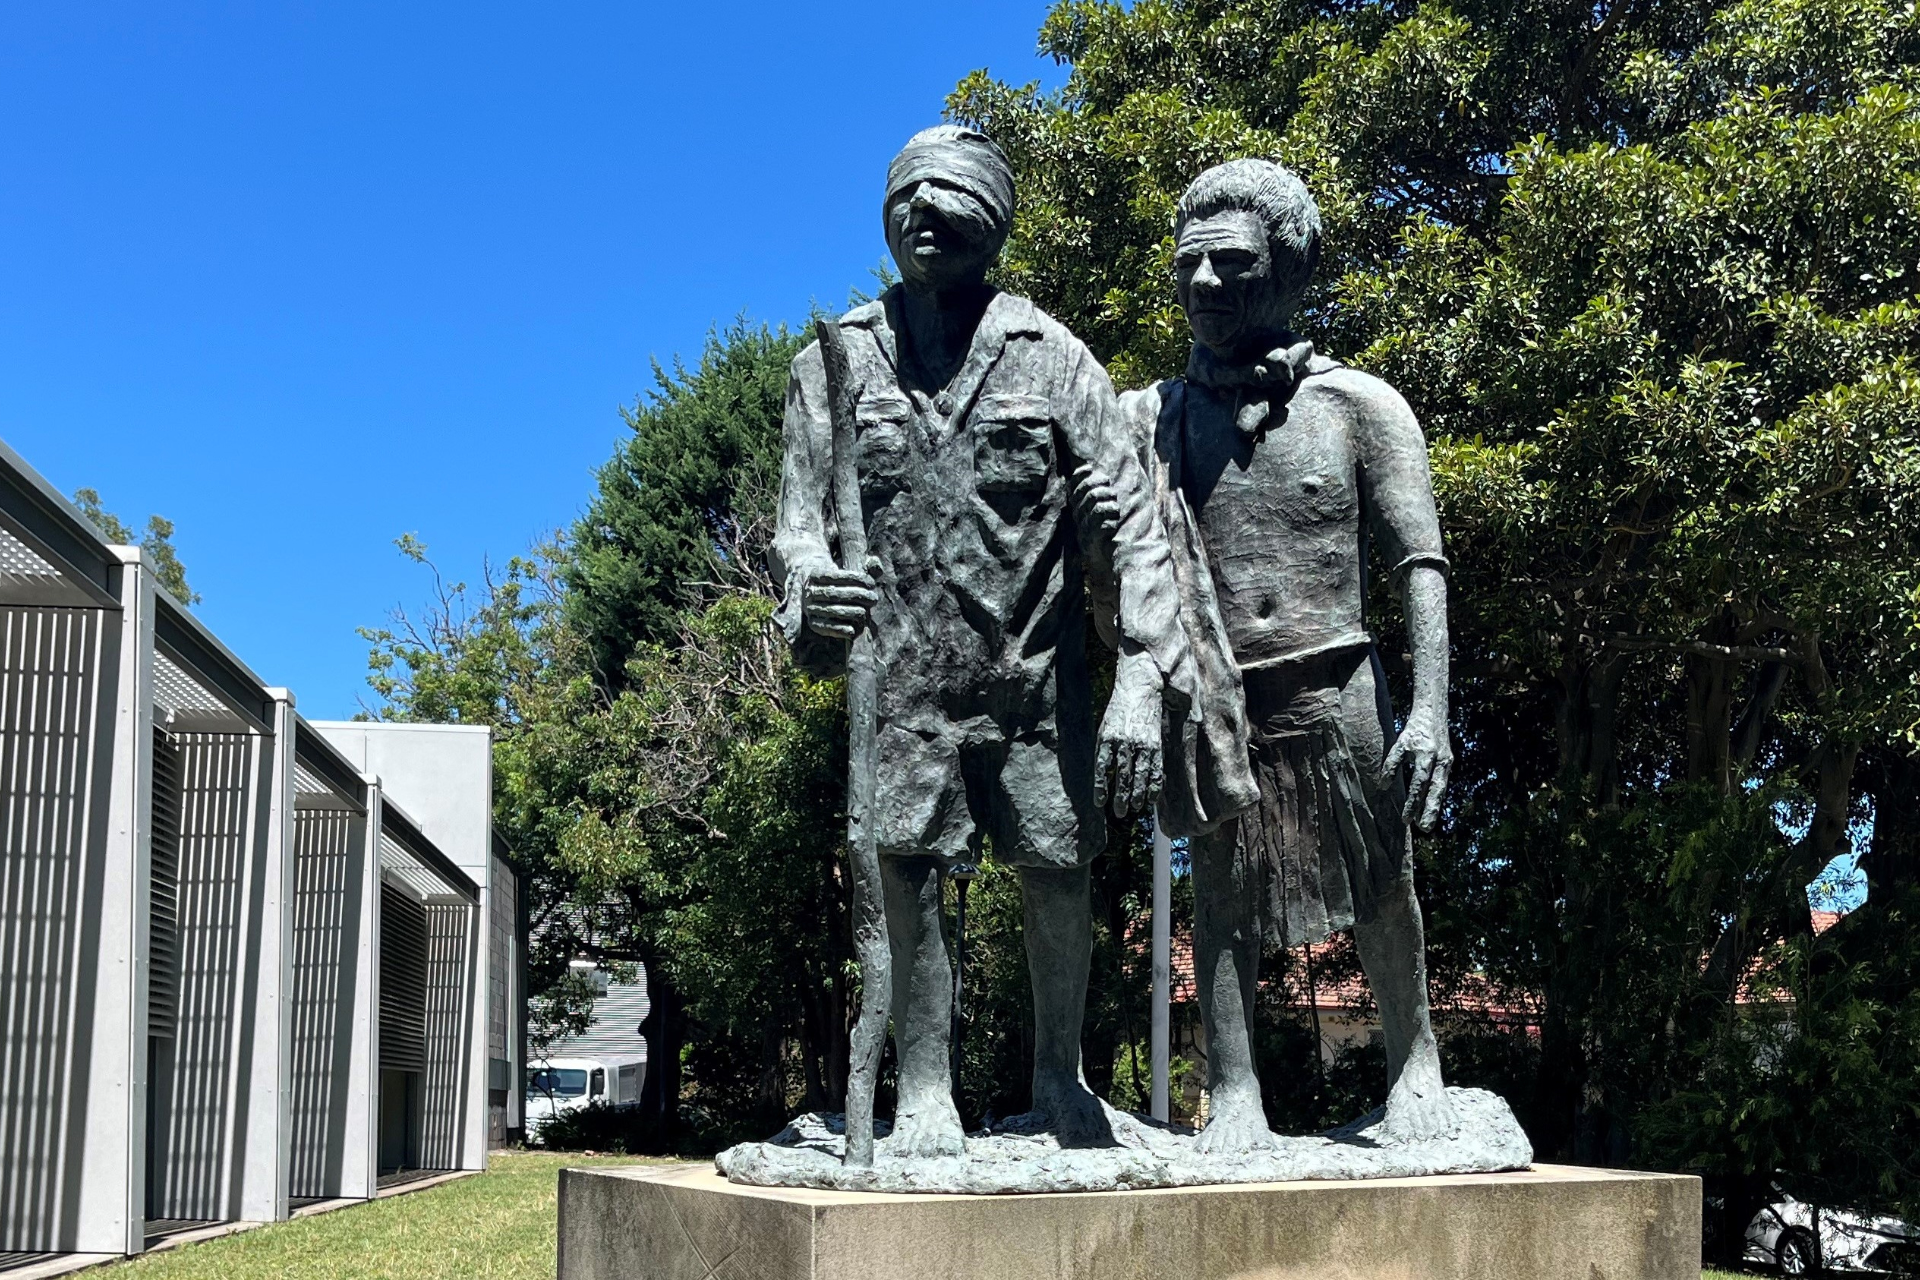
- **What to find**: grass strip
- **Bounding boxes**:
[103,1153,672,1280]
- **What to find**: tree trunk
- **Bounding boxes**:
[1860,747,1919,898]
[636,969,684,1151]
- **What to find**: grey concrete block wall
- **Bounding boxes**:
[558,1163,1701,1280]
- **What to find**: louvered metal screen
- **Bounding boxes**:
[420,901,472,1169]
[289,809,359,1199]
[149,730,260,1224]
[0,605,106,1253]
[379,885,427,1073]
[147,726,182,1039]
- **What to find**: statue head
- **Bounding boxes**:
[883,126,1014,292]
[1174,159,1321,360]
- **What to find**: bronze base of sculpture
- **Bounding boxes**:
[714,1088,1529,1194]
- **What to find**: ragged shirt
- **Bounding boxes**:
[771,286,1197,739]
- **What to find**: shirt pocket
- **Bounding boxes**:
[855,393,914,496]
[972,392,1055,494]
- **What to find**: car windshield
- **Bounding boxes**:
[527,1068,589,1098]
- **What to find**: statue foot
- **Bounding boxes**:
[1374,1055,1457,1145]
[1195,1092,1279,1155]
[1018,1071,1116,1146]
[883,1097,965,1159]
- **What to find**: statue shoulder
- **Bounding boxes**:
[1117,378,1181,420]
[1301,363,1421,434]
[998,294,1081,351]
[793,297,891,382]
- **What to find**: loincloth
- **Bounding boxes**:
[1232,644,1411,947]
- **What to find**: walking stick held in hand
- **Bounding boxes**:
[815,317,889,1169]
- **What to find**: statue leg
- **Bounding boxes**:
[881,854,964,1157]
[1192,822,1278,1153]
[1020,862,1113,1144]
[1346,655,1456,1142]
[1353,873,1454,1141]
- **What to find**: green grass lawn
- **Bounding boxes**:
[103,1153,676,1280]
[93,1154,1756,1279]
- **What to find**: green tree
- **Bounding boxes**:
[73,487,200,606]
[954,0,1920,1238]
[564,322,804,682]
[364,324,862,1147]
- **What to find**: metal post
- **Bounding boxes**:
[1151,819,1171,1123]
[949,862,978,1113]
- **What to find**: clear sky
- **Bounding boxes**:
[0,2,1067,717]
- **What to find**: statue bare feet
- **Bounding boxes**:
[1026,1070,1116,1146]
[1195,1090,1279,1155]
[1373,1043,1457,1144]
[884,1096,966,1159]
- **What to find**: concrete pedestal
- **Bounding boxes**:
[557,1161,1700,1280]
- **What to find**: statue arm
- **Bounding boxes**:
[1059,349,1193,700]
[1058,344,1198,814]
[1351,377,1452,831]
[1077,385,1163,653]
[770,341,852,679]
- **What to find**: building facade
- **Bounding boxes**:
[0,439,522,1265]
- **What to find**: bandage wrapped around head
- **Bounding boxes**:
[884,126,1015,236]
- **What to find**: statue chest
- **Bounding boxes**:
[1182,386,1361,543]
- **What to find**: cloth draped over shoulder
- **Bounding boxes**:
[1105,380,1260,838]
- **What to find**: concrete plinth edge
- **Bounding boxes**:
[558,1161,1700,1280]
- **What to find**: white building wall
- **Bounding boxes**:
[312,723,494,1172]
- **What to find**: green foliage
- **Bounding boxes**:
[1643,888,1920,1214]
[358,533,560,726]
[72,487,200,606]
[529,1100,656,1154]
[953,0,1920,1235]
[564,322,804,681]
[364,325,854,1149]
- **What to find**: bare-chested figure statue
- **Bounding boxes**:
[1088,159,1457,1150]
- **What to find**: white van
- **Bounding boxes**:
[524,1055,646,1132]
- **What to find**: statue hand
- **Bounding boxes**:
[1072,462,1123,541]
[1096,653,1164,817]
[802,564,878,640]
[1384,703,1452,834]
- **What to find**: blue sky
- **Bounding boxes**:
[0,2,1067,717]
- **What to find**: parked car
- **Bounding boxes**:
[1744,1185,1920,1274]
[524,1054,646,1131]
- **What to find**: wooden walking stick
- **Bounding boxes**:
[815,317,889,1169]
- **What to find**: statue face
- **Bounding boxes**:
[886,179,1002,290]
[1175,210,1286,357]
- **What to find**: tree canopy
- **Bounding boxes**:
[954,0,1920,1231]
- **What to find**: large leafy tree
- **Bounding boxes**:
[365,326,860,1147]
[564,323,802,682]
[954,0,1920,1234]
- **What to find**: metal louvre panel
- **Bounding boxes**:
[289,809,358,1199]
[489,859,514,1062]
[150,730,260,1223]
[147,727,183,1039]
[379,885,427,1073]
[0,605,105,1253]
[420,902,473,1169]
